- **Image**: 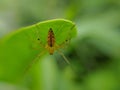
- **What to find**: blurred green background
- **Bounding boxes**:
[0,0,120,90]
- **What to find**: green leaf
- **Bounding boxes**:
[0,19,77,83]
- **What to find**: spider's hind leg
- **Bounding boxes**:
[56,49,71,66]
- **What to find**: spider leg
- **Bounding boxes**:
[34,24,45,48]
[24,26,45,50]
[24,50,47,75]
[57,49,71,65]
[57,49,78,73]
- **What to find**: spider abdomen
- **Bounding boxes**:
[47,28,55,47]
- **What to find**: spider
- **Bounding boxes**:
[25,24,75,73]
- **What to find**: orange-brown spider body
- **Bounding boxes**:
[45,28,57,55]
